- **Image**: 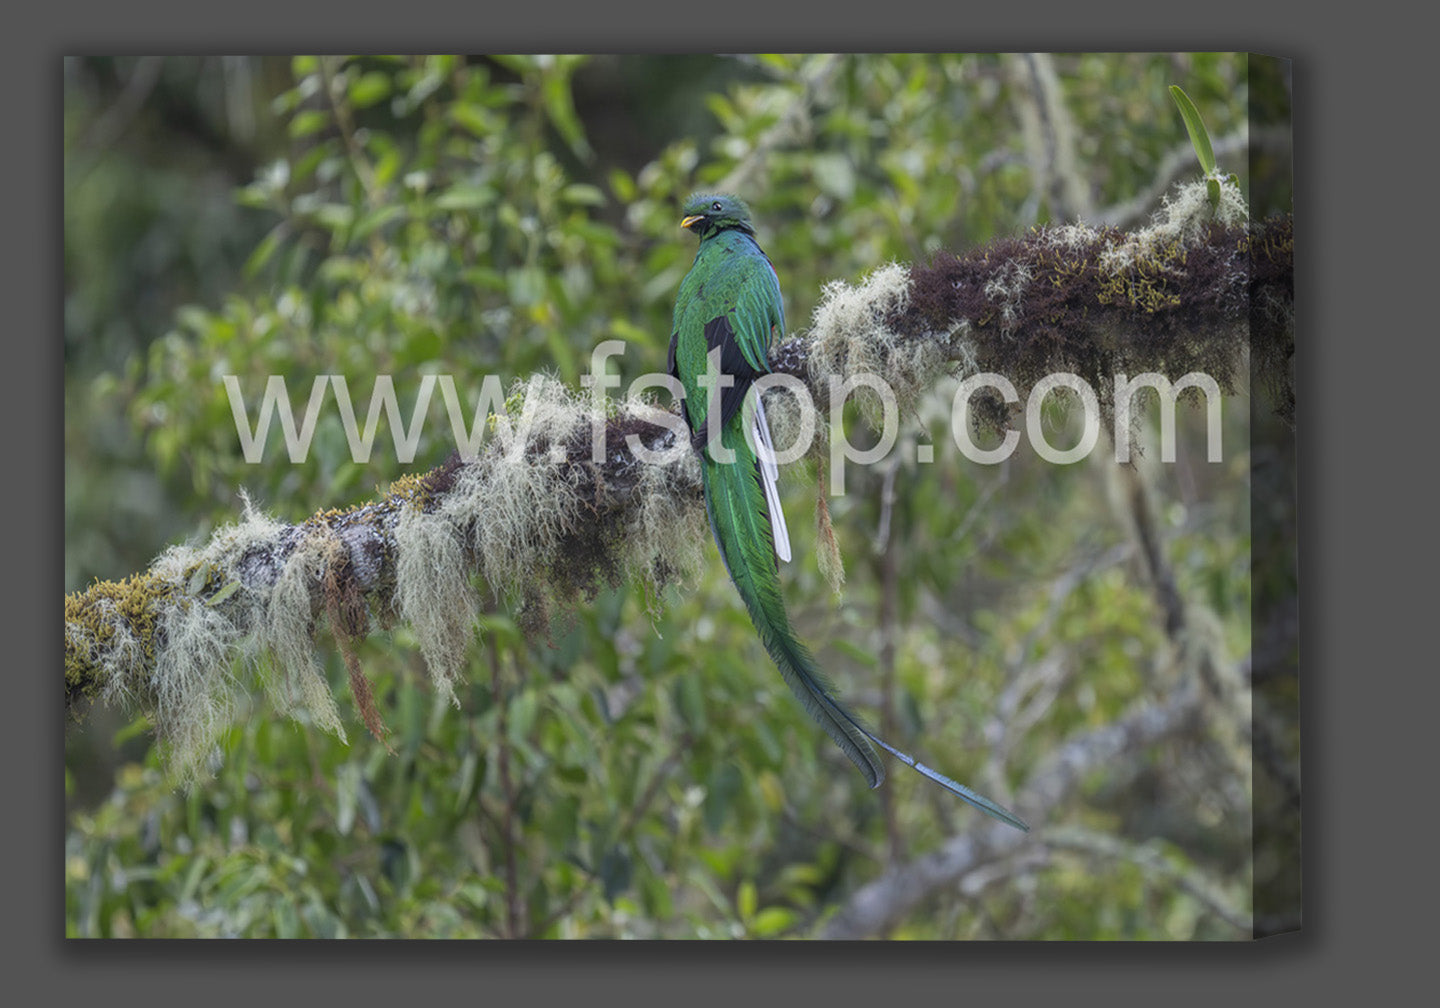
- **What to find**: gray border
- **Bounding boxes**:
[28,0,1428,1003]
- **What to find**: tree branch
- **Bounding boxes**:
[820,683,1203,938]
[1007,52,1093,221]
[1042,825,1251,934]
[820,357,1263,938]
[64,186,1292,787]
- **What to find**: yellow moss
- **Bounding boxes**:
[306,503,370,528]
[386,470,433,510]
[64,571,181,700]
[1252,225,1292,263]
[1096,236,1188,314]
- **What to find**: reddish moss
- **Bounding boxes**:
[892,215,1291,435]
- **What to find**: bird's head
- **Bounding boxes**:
[680,193,755,238]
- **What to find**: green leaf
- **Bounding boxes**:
[830,639,878,668]
[543,324,578,381]
[704,762,742,832]
[289,109,332,140]
[453,751,479,813]
[112,714,153,746]
[336,762,358,835]
[312,202,355,235]
[542,67,593,161]
[561,183,605,207]
[508,689,539,742]
[1168,85,1217,176]
[243,225,287,280]
[642,873,675,920]
[475,612,521,646]
[487,54,533,77]
[352,204,404,242]
[737,879,757,921]
[290,145,333,187]
[205,579,243,607]
[751,905,797,937]
[302,900,343,939]
[349,71,393,110]
[607,168,637,203]
[434,186,496,211]
[675,675,706,732]
[178,855,211,904]
[274,900,300,938]
[449,103,494,139]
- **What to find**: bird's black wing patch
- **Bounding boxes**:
[703,314,764,434]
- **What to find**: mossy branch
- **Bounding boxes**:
[65,181,1293,783]
[66,384,710,783]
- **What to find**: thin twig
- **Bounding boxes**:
[487,638,523,938]
[1008,52,1093,222]
[820,683,1201,938]
[716,54,842,197]
[317,56,380,208]
[527,736,691,937]
[985,540,1133,764]
[873,456,904,866]
[1043,825,1251,934]
[75,56,165,157]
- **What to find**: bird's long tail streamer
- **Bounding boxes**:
[751,397,790,563]
[700,432,1029,832]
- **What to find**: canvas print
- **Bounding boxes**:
[64,53,1297,939]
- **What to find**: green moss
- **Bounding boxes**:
[64,571,181,705]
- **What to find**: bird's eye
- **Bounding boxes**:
[711,200,722,211]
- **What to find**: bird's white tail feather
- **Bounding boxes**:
[752,397,791,563]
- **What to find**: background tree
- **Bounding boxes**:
[64,53,1293,938]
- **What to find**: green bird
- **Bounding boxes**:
[668,193,1028,832]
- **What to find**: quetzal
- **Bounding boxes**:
[668,193,1028,832]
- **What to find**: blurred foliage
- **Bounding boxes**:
[65,54,1265,938]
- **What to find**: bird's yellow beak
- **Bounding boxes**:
[681,214,704,229]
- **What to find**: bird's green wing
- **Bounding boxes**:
[726,251,784,376]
